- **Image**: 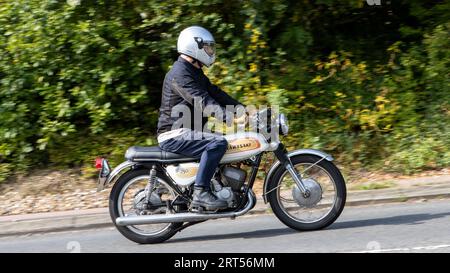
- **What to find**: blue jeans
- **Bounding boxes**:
[159,131,228,189]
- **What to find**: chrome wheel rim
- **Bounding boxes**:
[276,163,337,224]
[117,175,174,236]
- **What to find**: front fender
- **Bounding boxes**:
[262,149,334,203]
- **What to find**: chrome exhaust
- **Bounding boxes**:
[115,190,256,226]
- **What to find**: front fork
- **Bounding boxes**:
[274,143,311,197]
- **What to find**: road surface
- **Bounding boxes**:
[1,199,450,253]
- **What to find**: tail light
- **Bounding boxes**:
[95,158,111,191]
[95,157,103,170]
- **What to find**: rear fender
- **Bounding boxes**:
[98,161,184,196]
[97,161,141,191]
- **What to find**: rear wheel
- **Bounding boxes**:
[267,155,346,231]
[109,169,183,244]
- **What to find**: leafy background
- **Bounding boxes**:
[0,0,449,183]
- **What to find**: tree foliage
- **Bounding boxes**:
[0,0,449,180]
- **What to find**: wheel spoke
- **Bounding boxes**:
[276,163,338,223]
[117,175,175,236]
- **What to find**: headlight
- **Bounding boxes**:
[278,113,289,136]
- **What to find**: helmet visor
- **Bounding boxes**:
[203,41,215,57]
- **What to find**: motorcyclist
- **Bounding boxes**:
[157,26,246,211]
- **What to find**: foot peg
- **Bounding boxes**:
[190,204,219,214]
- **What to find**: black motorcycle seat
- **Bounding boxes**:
[125,146,197,163]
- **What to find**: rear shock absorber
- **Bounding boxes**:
[145,165,158,204]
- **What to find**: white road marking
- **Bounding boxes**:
[355,244,450,253]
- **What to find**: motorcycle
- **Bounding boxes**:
[96,108,346,244]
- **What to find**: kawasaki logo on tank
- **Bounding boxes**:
[226,138,260,154]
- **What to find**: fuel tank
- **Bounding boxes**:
[166,132,268,186]
[221,132,269,163]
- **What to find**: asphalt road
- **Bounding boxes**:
[1,199,450,253]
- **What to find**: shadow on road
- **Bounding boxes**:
[330,211,450,230]
[169,227,295,243]
[164,208,450,244]
[169,211,450,243]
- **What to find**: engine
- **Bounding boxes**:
[211,166,247,208]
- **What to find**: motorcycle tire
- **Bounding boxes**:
[267,154,346,231]
[109,169,183,244]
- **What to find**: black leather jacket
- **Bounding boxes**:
[157,56,243,136]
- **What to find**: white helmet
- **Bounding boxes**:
[177,26,216,67]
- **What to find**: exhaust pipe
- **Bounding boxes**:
[115,190,256,226]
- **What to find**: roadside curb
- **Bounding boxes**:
[344,192,450,207]
[1,189,450,238]
[0,222,113,238]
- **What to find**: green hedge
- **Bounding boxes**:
[0,0,449,181]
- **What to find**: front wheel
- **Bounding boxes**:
[267,154,346,231]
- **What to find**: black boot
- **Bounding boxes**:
[191,186,228,211]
